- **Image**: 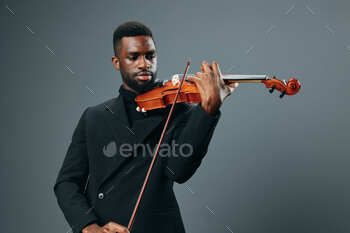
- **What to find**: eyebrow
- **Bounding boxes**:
[127,49,156,55]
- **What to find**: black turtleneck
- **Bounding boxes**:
[118,85,146,127]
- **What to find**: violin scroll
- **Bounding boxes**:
[263,77,301,98]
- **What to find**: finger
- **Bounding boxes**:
[201,61,211,73]
[186,76,200,83]
[194,72,201,78]
[210,61,217,75]
[200,61,205,73]
[211,61,222,77]
[189,73,206,95]
[104,222,130,233]
[102,228,111,233]
[187,72,202,81]
[210,62,225,87]
[102,226,112,233]
[210,61,215,72]
[211,61,221,83]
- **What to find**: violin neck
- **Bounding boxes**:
[222,74,269,84]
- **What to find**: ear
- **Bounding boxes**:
[111,56,120,71]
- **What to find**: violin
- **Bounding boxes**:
[135,73,301,112]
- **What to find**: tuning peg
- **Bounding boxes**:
[269,85,276,93]
[279,90,286,98]
[136,106,141,112]
[141,107,146,112]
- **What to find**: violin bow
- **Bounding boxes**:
[127,60,191,231]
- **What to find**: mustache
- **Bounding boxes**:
[135,71,153,76]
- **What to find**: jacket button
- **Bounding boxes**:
[98,192,104,200]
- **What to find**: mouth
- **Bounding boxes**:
[136,72,152,81]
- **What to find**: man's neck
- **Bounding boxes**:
[122,83,138,94]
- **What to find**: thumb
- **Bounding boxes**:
[228,82,239,88]
[228,82,239,93]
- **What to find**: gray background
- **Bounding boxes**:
[1,0,349,232]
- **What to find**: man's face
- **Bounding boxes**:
[112,35,157,93]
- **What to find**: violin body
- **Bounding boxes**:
[135,80,200,112]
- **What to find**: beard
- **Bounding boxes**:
[120,66,157,94]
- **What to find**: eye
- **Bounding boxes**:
[128,56,138,61]
[146,53,156,60]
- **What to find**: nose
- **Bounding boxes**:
[138,55,149,70]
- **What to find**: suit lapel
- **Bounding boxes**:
[97,95,167,189]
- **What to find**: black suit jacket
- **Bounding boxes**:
[54,94,221,233]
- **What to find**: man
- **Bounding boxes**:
[54,21,238,233]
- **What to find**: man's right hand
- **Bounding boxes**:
[82,223,104,233]
[82,222,130,233]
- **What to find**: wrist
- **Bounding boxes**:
[200,101,221,116]
[201,94,222,115]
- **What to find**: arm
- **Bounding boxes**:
[53,107,99,233]
[164,103,221,183]
[164,61,238,183]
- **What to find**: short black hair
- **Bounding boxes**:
[113,21,154,57]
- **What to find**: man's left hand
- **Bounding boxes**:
[187,61,238,115]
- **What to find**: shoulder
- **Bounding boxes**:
[82,97,119,122]
[88,97,117,112]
